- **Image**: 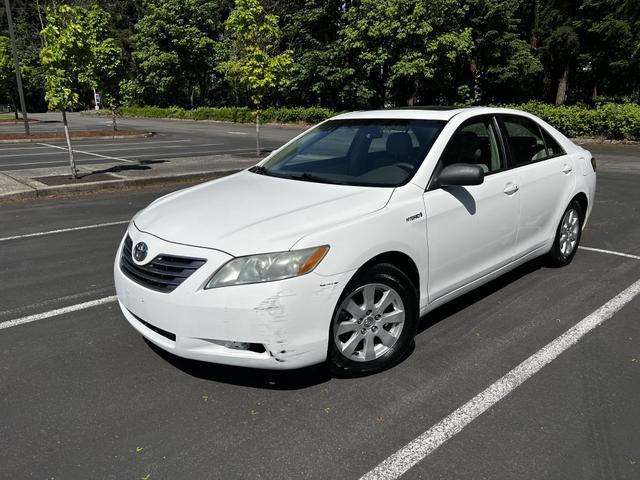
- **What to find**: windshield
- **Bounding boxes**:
[254,119,446,187]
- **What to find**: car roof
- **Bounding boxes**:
[330,106,528,122]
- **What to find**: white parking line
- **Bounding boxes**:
[579,246,640,260]
[0,220,128,242]
[0,159,116,168]
[0,296,117,330]
[38,142,135,163]
[361,278,640,480]
[0,139,191,153]
[2,143,225,157]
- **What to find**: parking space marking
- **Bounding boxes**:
[0,296,117,330]
[579,246,640,261]
[361,278,640,480]
[0,220,128,243]
[38,142,136,163]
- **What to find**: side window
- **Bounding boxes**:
[541,129,565,157]
[502,116,548,165]
[440,118,505,174]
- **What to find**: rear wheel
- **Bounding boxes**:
[328,263,418,377]
[546,200,583,267]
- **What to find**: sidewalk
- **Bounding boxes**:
[0,154,261,203]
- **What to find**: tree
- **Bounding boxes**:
[467,0,543,103]
[40,3,120,177]
[130,0,230,107]
[340,0,472,107]
[276,0,356,109]
[576,0,640,101]
[0,36,13,105]
[223,0,294,155]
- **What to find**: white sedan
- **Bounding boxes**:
[114,107,596,376]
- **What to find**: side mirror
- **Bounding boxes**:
[438,163,484,187]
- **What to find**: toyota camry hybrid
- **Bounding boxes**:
[114,107,596,376]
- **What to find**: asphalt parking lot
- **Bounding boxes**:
[0,144,639,479]
[0,112,300,171]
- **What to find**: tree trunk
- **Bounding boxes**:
[555,63,569,106]
[255,107,261,157]
[62,110,78,178]
[592,83,598,103]
[111,108,118,132]
[530,0,538,48]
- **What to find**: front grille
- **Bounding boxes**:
[120,236,206,293]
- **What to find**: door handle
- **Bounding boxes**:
[562,164,573,174]
[503,184,519,195]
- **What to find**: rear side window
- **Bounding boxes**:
[502,115,565,165]
[541,129,564,157]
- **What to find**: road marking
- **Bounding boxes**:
[0,139,191,151]
[1,142,224,157]
[0,220,128,242]
[38,142,135,163]
[116,147,259,159]
[0,289,113,318]
[579,246,640,260]
[83,142,223,153]
[361,278,640,480]
[0,159,115,168]
[227,131,249,135]
[0,296,117,330]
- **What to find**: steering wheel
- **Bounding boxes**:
[395,162,416,173]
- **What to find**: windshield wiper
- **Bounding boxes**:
[289,172,348,185]
[248,165,270,175]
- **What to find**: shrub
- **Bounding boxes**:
[120,105,340,125]
[505,101,640,140]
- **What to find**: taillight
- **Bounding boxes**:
[590,157,596,172]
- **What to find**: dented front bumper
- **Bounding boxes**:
[114,228,350,369]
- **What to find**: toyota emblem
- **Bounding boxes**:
[133,242,148,262]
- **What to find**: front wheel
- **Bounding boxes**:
[546,200,583,267]
[328,263,418,377]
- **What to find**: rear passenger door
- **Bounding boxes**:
[498,115,575,256]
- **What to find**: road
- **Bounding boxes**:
[0,146,639,479]
[0,112,301,171]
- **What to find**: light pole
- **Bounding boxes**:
[4,0,30,135]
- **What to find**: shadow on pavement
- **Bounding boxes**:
[144,338,331,390]
[418,257,545,335]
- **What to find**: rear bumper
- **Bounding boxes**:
[114,227,351,369]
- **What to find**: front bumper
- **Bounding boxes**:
[114,227,350,369]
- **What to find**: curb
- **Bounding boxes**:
[0,132,153,144]
[0,168,240,204]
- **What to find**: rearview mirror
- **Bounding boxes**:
[438,163,484,187]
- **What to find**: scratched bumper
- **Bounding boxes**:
[114,228,349,369]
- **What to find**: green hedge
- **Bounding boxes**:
[120,103,640,139]
[506,101,640,140]
[120,106,339,125]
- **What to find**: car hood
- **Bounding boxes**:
[134,170,393,256]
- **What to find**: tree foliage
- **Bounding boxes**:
[39,3,119,112]
[222,0,293,109]
[2,0,639,111]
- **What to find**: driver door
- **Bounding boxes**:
[423,115,520,302]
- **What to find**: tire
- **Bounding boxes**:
[328,263,418,377]
[545,200,584,267]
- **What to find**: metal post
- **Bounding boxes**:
[4,0,30,135]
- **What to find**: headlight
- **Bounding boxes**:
[205,246,329,289]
